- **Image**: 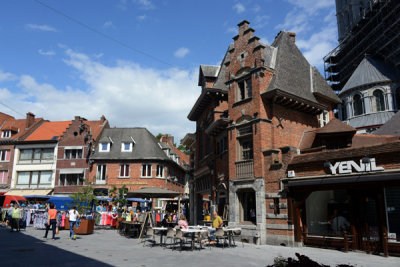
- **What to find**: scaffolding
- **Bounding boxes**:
[324,0,400,92]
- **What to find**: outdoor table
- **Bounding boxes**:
[223,227,241,247]
[120,221,142,238]
[153,227,168,245]
[181,228,208,250]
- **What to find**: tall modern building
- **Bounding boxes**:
[325,0,400,132]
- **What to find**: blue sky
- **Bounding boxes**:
[0,0,337,142]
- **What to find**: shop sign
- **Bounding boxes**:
[328,158,384,175]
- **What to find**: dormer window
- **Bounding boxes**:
[121,142,133,152]
[99,142,110,152]
[1,130,11,138]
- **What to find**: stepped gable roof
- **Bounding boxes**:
[316,118,356,134]
[266,31,339,104]
[25,121,71,141]
[85,119,108,141]
[91,128,172,161]
[340,57,398,95]
[374,111,400,136]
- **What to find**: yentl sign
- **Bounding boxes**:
[328,158,384,175]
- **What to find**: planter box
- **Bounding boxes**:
[64,218,95,235]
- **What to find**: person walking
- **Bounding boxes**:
[44,203,57,240]
[69,206,80,240]
[10,204,21,232]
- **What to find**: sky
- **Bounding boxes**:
[0,0,338,143]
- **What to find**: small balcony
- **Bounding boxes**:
[235,160,254,179]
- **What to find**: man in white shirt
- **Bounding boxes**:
[69,206,80,240]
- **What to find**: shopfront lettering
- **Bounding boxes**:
[328,158,384,175]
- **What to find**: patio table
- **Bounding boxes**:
[153,227,168,245]
[181,228,208,250]
[223,227,241,247]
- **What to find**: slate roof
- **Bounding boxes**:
[266,31,340,104]
[24,121,71,141]
[340,57,398,95]
[347,111,395,128]
[200,65,219,78]
[374,111,400,136]
[316,118,356,134]
[91,128,172,161]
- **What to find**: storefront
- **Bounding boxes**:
[285,143,400,256]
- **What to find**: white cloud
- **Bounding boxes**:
[0,70,17,82]
[174,47,190,59]
[233,3,245,14]
[137,15,147,21]
[103,21,114,28]
[0,49,198,141]
[26,24,57,32]
[133,0,155,10]
[226,27,237,34]
[254,15,270,29]
[286,0,334,14]
[38,49,56,56]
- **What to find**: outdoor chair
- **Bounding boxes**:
[143,227,155,247]
[196,227,211,250]
[214,227,228,248]
[163,227,176,249]
[232,229,244,248]
[174,229,188,251]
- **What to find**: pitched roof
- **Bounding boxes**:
[340,57,398,95]
[200,65,219,78]
[85,120,108,141]
[316,118,356,134]
[91,128,172,161]
[0,112,44,141]
[266,31,340,104]
[25,121,71,141]
[374,111,400,136]
[347,111,395,129]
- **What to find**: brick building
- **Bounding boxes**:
[53,115,109,196]
[0,112,44,194]
[188,21,341,244]
[284,118,400,255]
[89,128,185,202]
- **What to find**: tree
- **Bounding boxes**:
[177,144,190,155]
[109,185,128,207]
[70,181,98,215]
[156,133,163,140]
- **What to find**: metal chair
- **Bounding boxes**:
[174,229,188,251]
[232,229,244,247]
[196,227,211,250]
[215,227,228,248]
[163,227,176,249]
[143,227,155,247]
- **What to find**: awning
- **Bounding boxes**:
[126,198,150,203]
[5,189,52,196]
[24,195,51,199]
[59,168,85,174]
[128,187,181,198]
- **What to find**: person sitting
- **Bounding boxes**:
[161,214,169,227]
[178,214,188,229]
[330,209,350,234]
[212,211,223,228]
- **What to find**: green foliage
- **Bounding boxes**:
[70,181,98,214]
[156,133,163,140]
[109,185,128,207]
[177,144,190,155]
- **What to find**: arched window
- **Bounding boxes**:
[353,94,363,116]
[373,89,385,112]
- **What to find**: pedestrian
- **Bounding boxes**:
[44,203,57,240]
[69,206,80,240]
[10,204,21,232]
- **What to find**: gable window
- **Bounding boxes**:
[99,143,110,152]
[121,142,133,152]
[373,89,385,112]
[156,165,164,177]
[119,164,130,178]
[1,130,11,138]
[142,164,152,178]
[65,149,83,159]
[19,148,54,163]
[0,150,10,162]
[96,164,107,183]
[236,77,252,102]
[353,94,364,116]
[319,110,330,127]
[0,170,8,184]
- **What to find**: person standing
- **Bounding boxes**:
[10,204,21,232]
[44,203,57,239]
[69,206,80,240]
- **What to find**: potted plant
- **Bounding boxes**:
[68,181,98,235]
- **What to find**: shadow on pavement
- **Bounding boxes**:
[0,225,112,267]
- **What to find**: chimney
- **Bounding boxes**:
[288,32,296,43]
[100,115,106,123]
[26,112,35,129]
[74,116,81,121]
[237,20,250,35]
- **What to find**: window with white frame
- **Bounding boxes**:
[121,142,133,152]
[65,148,83,159]
[19,148,54,163]
[99,143,110,152]
[119,164,130,178]
[156,165,164,177]
[236,77,252,102]
[96,164,107,181]
[319,110,330,127]
[16,171,52,188]
[1,130,11,138]
[0,170,8,184]
[0,150,10,162]
[142,164,152,178]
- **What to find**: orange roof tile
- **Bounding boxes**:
[25,121,72,141]
[86,120,107,140]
